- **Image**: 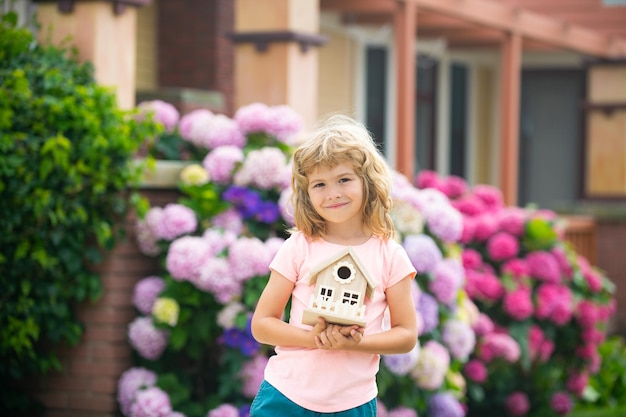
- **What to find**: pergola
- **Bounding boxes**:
[320,0,626,205]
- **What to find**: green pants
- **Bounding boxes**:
[250,380,377,417]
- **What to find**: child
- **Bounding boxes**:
[250,114,418,417]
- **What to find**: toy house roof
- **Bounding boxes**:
[308,247,377,298]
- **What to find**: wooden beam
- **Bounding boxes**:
[320,0,395,13]
[499,31,522,206]
[395,0,417,178]
[413,0,626,58]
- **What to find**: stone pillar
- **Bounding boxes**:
[232,0,326,129]
[34,0,150,110]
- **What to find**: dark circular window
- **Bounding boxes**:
[337,266,352,280]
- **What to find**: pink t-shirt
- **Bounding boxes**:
[264,231,417,412]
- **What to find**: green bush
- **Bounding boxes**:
[0,10,157,413]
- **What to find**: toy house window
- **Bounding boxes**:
[341,290,359,305]
[319,286,333,301]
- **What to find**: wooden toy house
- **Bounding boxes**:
[302,247,377,327]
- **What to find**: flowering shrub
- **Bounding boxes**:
[119,102,478,417]
[415,170,616,417]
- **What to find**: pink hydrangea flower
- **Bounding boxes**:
[203,146,245,184]
[472,213,499,241]
[429,259,464,304]
[465,270,504,302]
[239,354,269,398]
[207,403,239,417]
[228,236,271,282]
[503,286,533,321]
[211,207,244,234]
[566,370,588,397]
[137,100,180,132]
[441,319,476,360]
[129,386,172,417]
[154,204,197,241]
[423,203,463,243]
[133,276,165,315]
[528,325,554,363]
[265,104,304,144]
[196,257,241,304]
[472,184,504,212]
[166,236,214,281]
[498,207,527,236]
[505,391,530,417]
[414,169,442,189]
[234,102,273,134]
[486,232,519,261]
[453,194,487,217]
[388,406,418,417]
[472,313,495,336]
[178,109,214,146]
[442,175,467,199]
[202,114,246,149]
[128,316,169,360]
[575,300,600,328]
[410,340,450,390]
[233,147,288,190]
[501,258,529,279]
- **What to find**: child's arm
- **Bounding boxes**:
[315,274,417,354]
[251,270,327,348]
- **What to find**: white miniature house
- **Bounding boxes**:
[302,247,377,327]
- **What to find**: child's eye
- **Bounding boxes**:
[312,182,325,188]
[339,178,351,183]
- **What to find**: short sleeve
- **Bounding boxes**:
[386,240,417,288]
[268,232,304,283]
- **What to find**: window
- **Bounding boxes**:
[341,290,360,305]
[319,286,333,302]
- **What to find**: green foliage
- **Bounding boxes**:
[0,10,157,413]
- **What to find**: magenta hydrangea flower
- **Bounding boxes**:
[528,325,555,363]
[498,207,527,236]
[382,343,420,376]
[403,234,443,274]
[472,313,495,336]
[239,354,269,398]
[442,174,468,199]
[137,100,180,132]
[472,184,504,212]
[133,276,165,315]
[486,232,519,261]
[154,204,197,241]
[117,367,158,416]
[505,391,530,417]
[472,213,499,241]
[465,269,504,302]
[479,332,520,363]
[535,283,573,326]
[501,258,529,279]
[526,251,561,283]
[464,359,487,383]
[462,248,482,269]
[166,236,214,281]
[427,392,465,417]
[203,146,245,184]
[414,169,442,190]
[129,386,172,417]
[503,286,533,321]
[441,319,476,360]
[128,316,168,360]
[566,370,589,397]
[453,194,487,217]
[575,300,600,328]
[550,391,573,415]
[208,403,239,417]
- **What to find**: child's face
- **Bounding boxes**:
[306,161,364,227]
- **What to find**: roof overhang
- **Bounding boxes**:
[320,0,626,59]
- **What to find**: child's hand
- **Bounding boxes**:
[315,323,364,350]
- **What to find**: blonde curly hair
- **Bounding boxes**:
[290,114,395,240]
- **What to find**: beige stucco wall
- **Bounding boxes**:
[135,0,157,91]
[317,29,359,119]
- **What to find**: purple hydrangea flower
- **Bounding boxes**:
[382,343,420,376]
[238,354,269,398]
[441,319,476,361]
[403,234,443,274]
[128,316,169,360]
[133,276,166,315]
[117,367,157,416]
[423,203,463,243]
[428,392,464,417]
[417,292,439,334]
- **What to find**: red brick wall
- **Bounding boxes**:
[157,0,235,115]
[21,189,179,417]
